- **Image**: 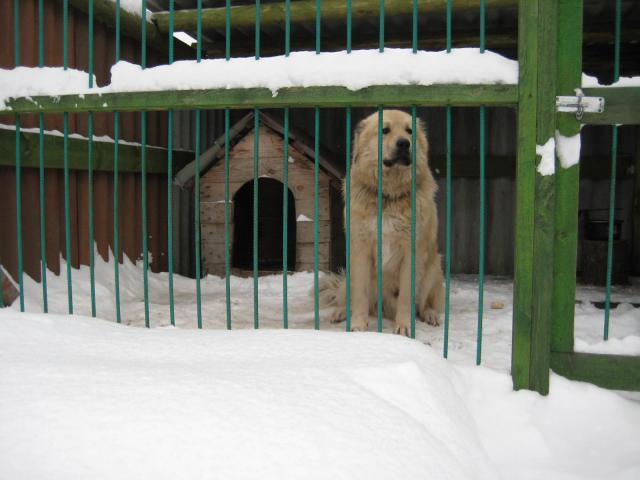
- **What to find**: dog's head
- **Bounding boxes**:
[351,109,431,191]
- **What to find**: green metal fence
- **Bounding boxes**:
[2,0,639,394]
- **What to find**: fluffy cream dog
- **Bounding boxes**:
[320,110,444,336]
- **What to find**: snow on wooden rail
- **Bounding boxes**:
[0,49,518,112]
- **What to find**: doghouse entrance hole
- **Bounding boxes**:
[233,178,296,271]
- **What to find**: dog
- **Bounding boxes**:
[319,110,444,336]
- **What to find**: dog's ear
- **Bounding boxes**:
[351,119,366,164]
[416,118,429,160]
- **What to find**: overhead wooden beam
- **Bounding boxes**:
[0,128,193,174]
[152,0,518,33]
[68,0,192,58]
[0,84,518,115]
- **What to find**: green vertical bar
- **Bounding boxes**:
[283,108,289,329]
[254,110,260,329]
[195,110,202,329]
[226,0,231,59]
[224,109,231,329]
[224,0,231,330]
[316,0,321,54]
[285,0,291,56]
[255,0,261,59]
[379,0,385,52]
[604,0,622,340]
[38,0,48,313]
[314,107,320,330]
[476,0,486,365]
[88,0,96,318]
[63,0,73,314]
[113,0,122,324]
[410,107,417,339]
[410,1,418,339]
[477,107,486,364]
[195,0,203,329]
[443,0,452,357]
[604,127,618,340]
[346,0,352,53]
[552,0,583,354]
[444,106,452,357]
[345,107,352,331]
[15,117,24,312]
[141,0,149,327]
[377,107,383,332]
[167,0,175,327]
[314,2,321,330]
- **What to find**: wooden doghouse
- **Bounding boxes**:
[175,112,344,277]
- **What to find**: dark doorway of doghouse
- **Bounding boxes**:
[233,178,296,271]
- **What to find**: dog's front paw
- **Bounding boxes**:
[329,307,346,324]
[420,308,441,326]
[393,323,411,337]
[350,316,368,332]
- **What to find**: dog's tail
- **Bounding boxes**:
[317,270,347,309]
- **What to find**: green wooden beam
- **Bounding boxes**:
[153,0,517,33]
[551,0,583,355]
[67,0,192,58]
[580,87,640,125]
[551,352,640,391]
[0,85,518,115]
[512,0,557,395]
[0,128,192,174]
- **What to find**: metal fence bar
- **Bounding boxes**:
[167,0,176,326]
[88,0,97,317]
[345,107,352,332]
[195,0,203,329]
[283,108,290,329]
[410,0,418,339]
[377,106,383,332]
[63,0,73,314]
[141,0,150,327]
[253,109,260,329]
[379,0,385,52]
[113,0,122,323]
[225,0,232,330]
[313,2,321,331]
[604,0,622,340]
[443,0,453,357]
[477,0,486,364]
[38,0,48,313]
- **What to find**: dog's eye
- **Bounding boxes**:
[382,127,390,135]
[406,127,412,134]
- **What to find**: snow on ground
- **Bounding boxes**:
[2,253,640,479]
[14,252,640,370]
[0,48,518,108]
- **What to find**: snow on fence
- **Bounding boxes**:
[1,0,639,396]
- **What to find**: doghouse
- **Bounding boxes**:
[175,112,344,277]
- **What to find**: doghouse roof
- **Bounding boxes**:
[175,112,342,189]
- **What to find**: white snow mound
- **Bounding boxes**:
[0,311,498,480]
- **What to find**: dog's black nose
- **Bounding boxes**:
[396,138,410,150]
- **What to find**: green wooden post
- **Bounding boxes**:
[552,0,583,354]
[512,0,558,395]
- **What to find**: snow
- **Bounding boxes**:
[555,131,581,169]
[297,214,312,222]
[2,268,640,478]
[0,49,518,108]
[582,73,640,88]
[0,66,94,109]
[107,0,151,18]
[536,137,556,176]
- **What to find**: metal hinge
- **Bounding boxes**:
[556,91,605,120]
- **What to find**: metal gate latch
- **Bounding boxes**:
[556,92,605,120]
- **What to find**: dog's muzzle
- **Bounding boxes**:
[383,138,411,167]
